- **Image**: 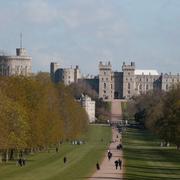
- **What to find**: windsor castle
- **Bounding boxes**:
[51,61,180,101]
[99,61,180,100]
[1,44,179,102]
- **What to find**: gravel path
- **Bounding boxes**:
[111,100,122,122]
[88,128,123,180]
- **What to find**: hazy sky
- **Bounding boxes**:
[0,0,180,75]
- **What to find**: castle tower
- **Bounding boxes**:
[99,61,114,101]
[0,36,32,77]
[74,65,81,83]
[122,62,135,98]
[50,62,60,82]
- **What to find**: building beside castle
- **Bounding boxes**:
[50,62,81,85]
[0,48,32,76]
[80,94,95,123]
[99,61,180,101]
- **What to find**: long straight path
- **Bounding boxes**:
[88,127,123,180]
[111,100,122,122]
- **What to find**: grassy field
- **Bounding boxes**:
[123,127,180,180]
[0,125,111,180]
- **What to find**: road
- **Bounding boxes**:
[89,100,124,180]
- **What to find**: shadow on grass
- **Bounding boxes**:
[124,127,180,180]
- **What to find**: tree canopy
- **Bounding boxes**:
[0,74,88,160]
[127,84,180,149]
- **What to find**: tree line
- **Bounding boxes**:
[125,84,180,149]
[0,73,88,161]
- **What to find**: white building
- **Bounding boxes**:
[81,95,96,123]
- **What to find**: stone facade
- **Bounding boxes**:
[161,73,180,92]
[80,94,95,123]
[0,48,32,76]
[50,61,180,101]
[99,62,180,100]
[99,61,114,101]
[50,62,81,85]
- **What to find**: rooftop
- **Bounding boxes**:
[135,69,159,76]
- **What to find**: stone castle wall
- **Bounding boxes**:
[0,48,32,76]
[99,61,180,100]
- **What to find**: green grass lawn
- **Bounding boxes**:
[0,125,111,180]
[123,127,180,180]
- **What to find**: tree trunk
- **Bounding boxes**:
[0,153,2,163]
[177,145,180,150]
[5,149,9,162]
[9,149,14,160]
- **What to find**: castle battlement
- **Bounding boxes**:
[99,62,180,100]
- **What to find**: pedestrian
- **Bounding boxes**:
[114,160,119,170]
[63,156,67,164]
[118,159,122,169]
[120,144,123,150]
[56,147,59,152]
[96,162,100,170]
[18,158,22,167]
[22,158,26,166]
[108,151,112,160]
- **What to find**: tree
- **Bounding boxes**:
[0,93,29,161]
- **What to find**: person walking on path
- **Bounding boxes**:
[108,151,112,160]
[118,159,122,170]
[96,162,100,170]
[114,160,119,170]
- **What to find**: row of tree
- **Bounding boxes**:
[0,73,88,161]
[126,84,180,149]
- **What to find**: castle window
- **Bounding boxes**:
[128,83,130,89]
[146,84,149,90]
[102,78,104,81]
[106,78,108,81]
[111,84,113,89]
[128,90,130,94]
[139,84,142,90]
[104,83,106,88]
[166,84,168,90]
[147,79,148,82]
[128,72,130,76]
[104,90,106,94]
[104,71,106,75]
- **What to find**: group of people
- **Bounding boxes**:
[17,158,26,167]
[107,149,123,170]
[117,143,123,150]
[96,131,123,171]
[114,159,122,170]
